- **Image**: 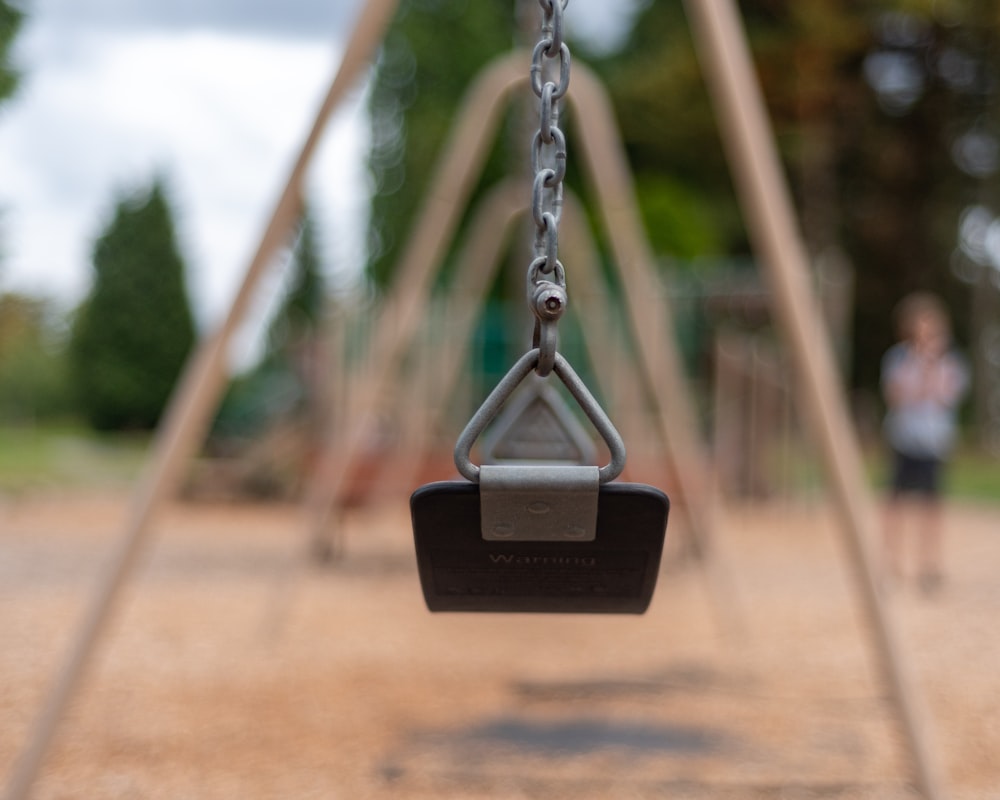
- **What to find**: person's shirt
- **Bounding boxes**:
[881,342,969,458]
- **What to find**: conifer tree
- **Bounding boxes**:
[212,209,327,438]
[266,210,324,362]
[70,178,196,430]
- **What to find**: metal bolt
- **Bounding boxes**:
[534,283,566,321]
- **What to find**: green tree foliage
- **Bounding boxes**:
[1,1,24,269]
[365,1,997,399]
[70,179,196,431]
[836,4,999,391]
[0,0,23,105]
[0,293,73,421]
[596,1,997,393]
[367,0,515,288]
[266,210,325,361]
[588,2,742,258]
[595,2,874,257]
[214,210,327,438]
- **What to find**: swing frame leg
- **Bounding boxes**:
[684,0,948,797]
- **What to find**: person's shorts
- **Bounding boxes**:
[890,449,942,497]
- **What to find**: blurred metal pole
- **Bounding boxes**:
[682,0,947,798]
[570,62,744,638]
[304,54,525,553]
[1,2,399,798]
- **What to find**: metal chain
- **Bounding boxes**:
[527,0,570,377]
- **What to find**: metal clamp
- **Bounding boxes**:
[527,257,565,377]
[480,463,599,541]
[454,349,626,484]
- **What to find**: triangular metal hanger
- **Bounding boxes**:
[481,374,597,466]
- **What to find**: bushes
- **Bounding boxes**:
[0,293,73,422]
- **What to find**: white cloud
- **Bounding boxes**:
[0,0,636,368]
[0,21,371,346]
[11,0,362,40]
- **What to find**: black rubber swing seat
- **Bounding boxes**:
[411,480,669,614]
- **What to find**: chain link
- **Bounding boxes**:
[527,0,571,376]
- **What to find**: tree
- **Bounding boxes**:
[213,209,327,439]
[0,292,72,421]
[594,2,1000,402]
[207,210,329,498]
[594,2,879,257]
[265,209,325,362]
[0,0,22,105]
[832,5,985,391]
[1,1,24,269]
[70,178,196,431]
[588,2,745,259]
[366,0,516,289]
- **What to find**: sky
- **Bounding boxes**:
[0,0,640,350]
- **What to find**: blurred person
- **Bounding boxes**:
[881,292,969,594]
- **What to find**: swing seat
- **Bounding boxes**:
[411,480,668,614]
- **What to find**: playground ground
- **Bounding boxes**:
[1,489,999,799]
